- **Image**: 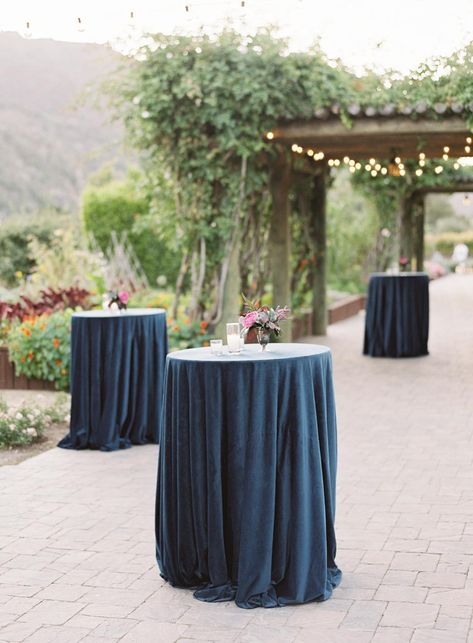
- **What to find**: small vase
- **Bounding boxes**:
[256,328,270,351]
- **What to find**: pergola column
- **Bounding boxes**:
[413,194,425,271]
[310,165,328,336]
[399,193,414,263]
[269,147,292,340]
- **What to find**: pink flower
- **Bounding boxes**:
[118,290,129,304]
[242,311,259,328]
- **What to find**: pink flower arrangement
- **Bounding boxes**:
[118,291,129,305]
[239,295,291,336]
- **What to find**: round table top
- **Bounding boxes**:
[73,308,166,319]
[168,342,330,364]
[370,272,428,279]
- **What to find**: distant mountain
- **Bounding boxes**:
[0,32,129,217]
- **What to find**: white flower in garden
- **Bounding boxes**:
[26,427,37,437]
[33,409,41,417]
[9,424,15,431]
[15,412,22,420]
[27,414,35,421]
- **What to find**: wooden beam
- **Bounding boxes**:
[309,166,328,335]
[269,147,292,340]
[274,116,470,140]
[414,183,473,195]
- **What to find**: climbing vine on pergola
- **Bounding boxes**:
[114,29,473,335]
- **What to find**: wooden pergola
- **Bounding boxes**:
[267,107,473,336]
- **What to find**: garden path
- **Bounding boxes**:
[1,273,473,643]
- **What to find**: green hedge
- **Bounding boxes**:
[425,231,473,258]
[0,215,60,286]
[81,181,180,286]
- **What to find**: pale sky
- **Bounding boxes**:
[2,0,473,73]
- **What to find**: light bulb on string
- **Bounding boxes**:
[394,156,401,164]
[419,152,426,160]
[443,146,450,153]
[381,167,388,175]
[77,17,85,33]
[435,166,443,174]
[454,162,460,170]
[266,131,274,140]
[465,145,471,154]
[467,137,472,144]
[419,160,425,167]
[415,169,423,176]
[443,153,449,161]
[128,10,135,28]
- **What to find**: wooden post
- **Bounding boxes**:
[399,193,414,263]
[310,166,328,335]
[269,148,292,340]
[413,194,425,271]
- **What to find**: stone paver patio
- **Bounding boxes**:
[1,274,473,643]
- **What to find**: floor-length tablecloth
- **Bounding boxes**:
[363,273,429,357]
[59,308,167,451]
[156,343,341,608]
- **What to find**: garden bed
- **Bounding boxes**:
[0,346,55,390]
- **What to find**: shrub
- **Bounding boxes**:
[0,395,69,449]
[425,231,473,258]
[0,214,61,287]
[8,311,72,391]
[81,174,181,285]
[168,318,211,351]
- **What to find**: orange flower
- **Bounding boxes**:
[200,321,208,330]
[172,325,180,332]
[39,324,46,331]
[20,356,26,363]
[27,352,34,360]
[202,341,210,347]
[53,338,60,348]
[22,328,31,336]
[55,359,62,366]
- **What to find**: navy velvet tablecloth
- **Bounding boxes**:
[156,343,341,609]
[58,309,168,451]
[363,273,429,358]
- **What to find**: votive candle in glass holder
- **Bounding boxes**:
[226,323,241,354]
[210,339,223,355]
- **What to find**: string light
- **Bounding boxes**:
[328,159,334,167]
[399,169,406,176]
[185,4,190,12]
[435,166,443,174]
[349,166,356,173]
[419,160,425,167]
[343,156,350,164]
[398,163,405,170]
[394,156,401,164]
[349,159,355,167]
[454,162,460,170]
[467,137,472,144]
[77,17,85,32]
[465,145,471,154]
[443,146,450,153]
[307,149,314,157]
[333,159,340,166]
[415,168,423,176]
[419,152,426,160]
[266,131,274,140]
[380,167,388,175]
[370,169,377,177]
[374,163,381,171]
[369,158,376,165]
[355,162,362,170]
[291,144,298,152]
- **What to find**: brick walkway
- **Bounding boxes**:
[1,274,473,643]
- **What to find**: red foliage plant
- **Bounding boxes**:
[0,287,92,322]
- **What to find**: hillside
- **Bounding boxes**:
[0,32,129,217]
